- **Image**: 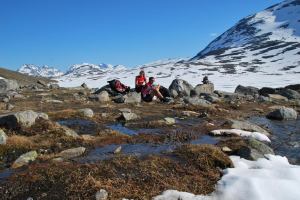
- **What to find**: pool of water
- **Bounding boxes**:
[248,117,300,164]
[57,119,101,135]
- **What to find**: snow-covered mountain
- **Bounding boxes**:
[192,0,300,72]
[18,64,64,78]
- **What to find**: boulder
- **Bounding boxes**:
[58,147,86,159]
[285,84,300,92]
[267,94,288,101]
[121,112,139,121]
[235,85,259,96]
[96,91,111,102]
[228,119,270,136]
[236,138,274,160]
[96,189,108,200]
[12,151,38,168]
[267,107,298,120]
[0,79,19,93]
[59,125,79,138]
[113,95,126,103]
[184,97,211,107]
[193,83,214,95]
[259,87,276,96]
[0,110,48,129]
[0,129,7,145]
[277,88,300,100]
[200,93,221,103]
[78,108,94,118]
[169,79,194,98]
[124,92,141,103]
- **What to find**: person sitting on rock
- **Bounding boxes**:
[202,76,210,84]
[135,70,147,93]
[141,77,169,102]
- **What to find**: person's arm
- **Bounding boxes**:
[135,76,138,85]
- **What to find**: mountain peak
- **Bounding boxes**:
[18,64,64,78]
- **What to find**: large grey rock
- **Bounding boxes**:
[0,110,48,129]
[0,79,19,93]
[58,147,86,159]
[193,83,214,95]
[124,92,141,103]
[235,85,259,96]
[285,84,300,92]
[228,119,270,136]
[184,97,211,107]
[96,189,108,200]
[0,129,7,145]
[200,93,221,103]
[96,91,110,102]
[59,125,79,138]
[277,88,300,100]
[267,94,288,101]
[237,138,274,160]
[267,107,298,120]
[78,108,94,118]
[169,79,194,98]
[12,151,38,168]
[259,87,277,96]
[121,112,139,121]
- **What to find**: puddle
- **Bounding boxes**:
[0,169,14,181]
[79,143,176,163]
[190,135,219,145]
[57,119,100,135]
[108,123,161,136]
[249,117,300,164]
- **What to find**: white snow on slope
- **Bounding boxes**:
[154,155,300,200]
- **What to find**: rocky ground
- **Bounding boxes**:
[0,79,299,200]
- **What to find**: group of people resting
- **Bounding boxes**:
[106,70,210,103]
[106,70,170,103]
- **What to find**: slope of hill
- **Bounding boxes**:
[0,67,53,86]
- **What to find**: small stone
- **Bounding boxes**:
[222,146,232,152]
[78,108,94,118]
[114,146,122,154]
[267,107,298,120]
[12,151,38,169]
[58,147,86,159]
[45,99,64,104]
[6,103,14,110]
[0,129,7,145]
[182,111,200,117]
[81,83,88,89]
[121,112,138,121]
[164,117,176,125]
[95,189,108,200]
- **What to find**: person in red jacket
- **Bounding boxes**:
[141,77,167,102]
[135,70,147,93]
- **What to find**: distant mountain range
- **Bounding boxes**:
[17,0,300,91]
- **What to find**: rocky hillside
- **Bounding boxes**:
[0,67,54,86]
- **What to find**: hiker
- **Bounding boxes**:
[135,70,147,93]
[141,77,169,102]
[202,76,210,84]
[107,79,130,95]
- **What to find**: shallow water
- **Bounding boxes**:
[249,117,300,164]
[57,119,100,135]
[79,134,218,163]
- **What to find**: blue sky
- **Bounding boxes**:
[0,0,282,71]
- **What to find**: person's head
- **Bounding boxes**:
[149,77,155,84]
[139,70,145,76]
[203,76,208,80]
